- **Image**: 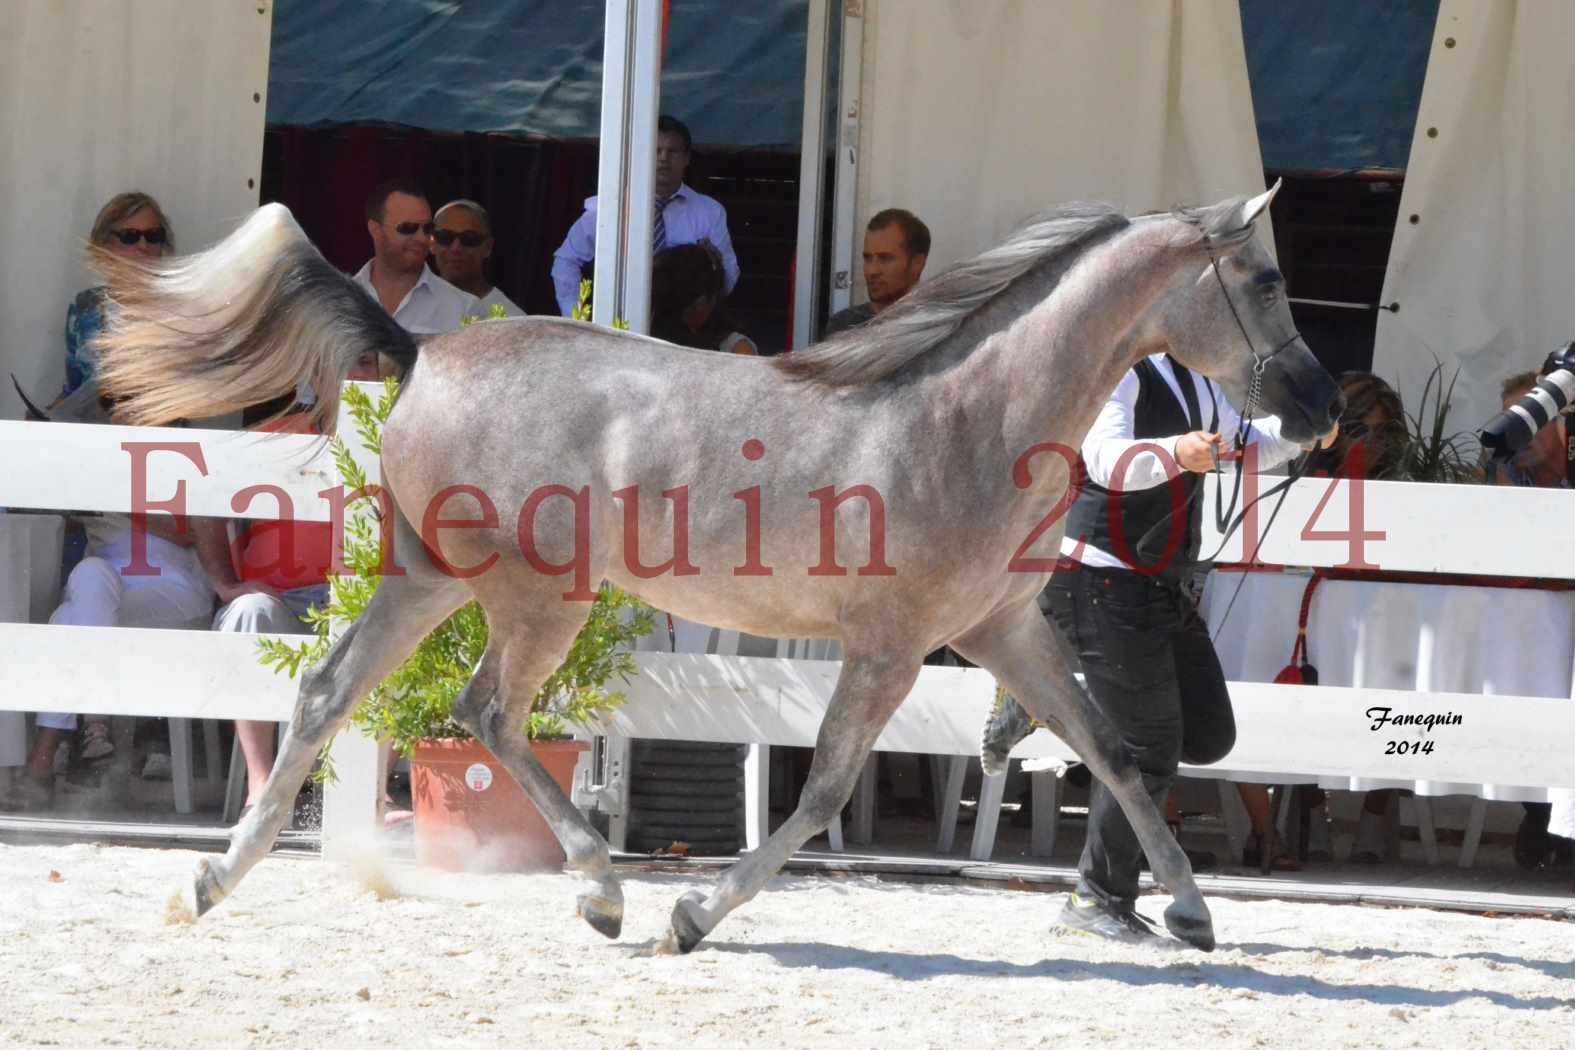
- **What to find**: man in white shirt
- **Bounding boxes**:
[352,178,474,340]
[551,115,739,316]
[431,198,524,318]
[978,353,1333,942]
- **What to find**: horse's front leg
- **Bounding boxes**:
[193,566,467,917]
[952,601,1214,951]
[663,647,922,953]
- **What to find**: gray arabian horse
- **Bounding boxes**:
[93,181,1339,954]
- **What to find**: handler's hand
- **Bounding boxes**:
[1175,430,1223,473]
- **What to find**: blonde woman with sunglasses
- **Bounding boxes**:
[62,193,175,399]
[2,192,212,812]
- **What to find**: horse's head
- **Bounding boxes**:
[1148,182,1343,444]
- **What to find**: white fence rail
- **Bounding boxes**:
[0,398,380,853]
[0,419,340,521]
[3,414,1572,860]
[1200,472,1575,579]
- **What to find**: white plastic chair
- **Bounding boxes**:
[935,755,1064,861]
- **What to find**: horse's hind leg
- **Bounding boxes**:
[664,646,923,953]
[448,593,624,939]
[189,536,468,917]
[951,602,1214,951]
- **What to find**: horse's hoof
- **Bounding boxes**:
[192,859,226,918]
[667,889,710,954]
[1163,901,1215,952]
[576,893,624,940]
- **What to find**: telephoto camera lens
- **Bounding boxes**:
[1479,344,1575,459]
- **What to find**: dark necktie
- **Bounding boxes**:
[653,194,672,252]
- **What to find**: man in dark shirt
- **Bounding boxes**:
[824,208,930,337]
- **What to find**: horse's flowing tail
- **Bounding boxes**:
[92,203,417,433]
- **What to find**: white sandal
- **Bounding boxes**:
[79,721,114,762]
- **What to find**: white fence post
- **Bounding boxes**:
[318,383,386,860]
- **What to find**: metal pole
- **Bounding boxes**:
[827,0,864,316]
[1288,296,1382,312]
[593,0,636,326]
[792,0,833,349]
[622,0,664,334]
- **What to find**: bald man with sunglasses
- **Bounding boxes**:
[432,199,523,317]
[352,177,475,339]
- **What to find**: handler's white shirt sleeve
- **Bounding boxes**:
[1078,368,1185,492]
[1081,357,1305,490]
[1063,354,1307,567]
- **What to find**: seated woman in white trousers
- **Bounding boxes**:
[6,512,213,810]
[1,191,215,812]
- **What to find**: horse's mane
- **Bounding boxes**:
[776,202,1131,386]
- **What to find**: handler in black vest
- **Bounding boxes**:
[980,352,1333,943]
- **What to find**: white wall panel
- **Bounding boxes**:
[853,0,1267,283]
[0,1,272,418]
[1375,0,1575,436]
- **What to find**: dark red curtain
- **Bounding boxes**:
[260,126,804,349]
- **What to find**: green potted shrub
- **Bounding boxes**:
[259,378,653,872]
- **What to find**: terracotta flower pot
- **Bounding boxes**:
[409,737,588,873]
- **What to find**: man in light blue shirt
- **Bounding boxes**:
[551,115,739,316]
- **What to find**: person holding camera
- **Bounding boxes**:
[1484,363,1573,870]
[1487,368,1570,489]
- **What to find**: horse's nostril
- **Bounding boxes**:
[1327,392,1347,425]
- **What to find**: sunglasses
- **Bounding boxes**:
[110,227,167,246]
[433,229,487,248]
[391,221,434,237]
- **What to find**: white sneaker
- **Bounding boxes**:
[141,753,173,781]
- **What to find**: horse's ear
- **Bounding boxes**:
[1236,178,1282,229]
[1200,178,1282,247]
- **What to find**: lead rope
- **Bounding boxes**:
[1182,218,1320,641]
[1129,219,1306,565]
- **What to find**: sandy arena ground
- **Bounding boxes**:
[0,842,1570,1049]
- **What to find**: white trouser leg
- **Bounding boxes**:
[37,544,214,730]
[212,592,304,633]
[37,558,125,729]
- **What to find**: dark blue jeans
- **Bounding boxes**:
[1045,566,1236,908]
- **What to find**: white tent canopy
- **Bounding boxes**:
[852,0,1269,284]
[1376,0,1575,434]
